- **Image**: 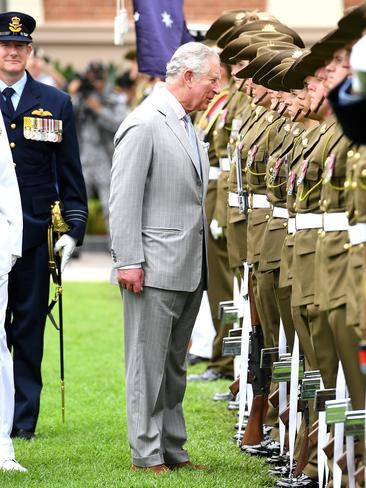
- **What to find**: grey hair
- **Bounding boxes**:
[166,42,219,82]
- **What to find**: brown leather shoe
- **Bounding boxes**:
[166,461,206,470]
[131,463,169,474]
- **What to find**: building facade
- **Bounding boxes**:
[3,0,360,71]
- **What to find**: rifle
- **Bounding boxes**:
[233,142,249,214]
[47,201,70,423]
[229,377,240,397]
[241,271,271,447]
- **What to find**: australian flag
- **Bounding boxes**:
[132,0,193,79]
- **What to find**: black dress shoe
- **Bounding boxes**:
[276,473,319,487]
[246,440,281,457]
[11,428,35,441]
[188,368,231,381]
[186,353,208,366]
[268,465,292,477]
[212,391,234,401]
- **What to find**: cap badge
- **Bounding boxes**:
[291,50,303,59]
[235,13,246,22]
[9,16,22,33]
[262,24,277,33]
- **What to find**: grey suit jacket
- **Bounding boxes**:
[109,88,209,292]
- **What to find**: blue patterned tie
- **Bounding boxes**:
[183,114,202,177]
[2,87,15,116]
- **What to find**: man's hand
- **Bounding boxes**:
[54,234,77,272]
[117,268,144,294]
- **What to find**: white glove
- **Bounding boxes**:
[54,234,77,272]
[350,35,366,94]
[210,219,223,240]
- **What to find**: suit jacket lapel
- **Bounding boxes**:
[164,106,202,180]
[0,95,10,118]
[14,73,41,119]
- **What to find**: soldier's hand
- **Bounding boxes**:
[54,234,77,272]
[117,268,144,294]
[210,218,224,240]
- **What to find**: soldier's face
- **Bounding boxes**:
[232,60,248,88]
[0,41,32,81]
[307,68,328,113]
[324,48,351,92]
[187,55,221,111]
[251,82,270,107]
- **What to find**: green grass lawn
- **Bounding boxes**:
[2,282,275,487]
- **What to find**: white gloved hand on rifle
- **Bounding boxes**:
[210,218,224,240]
[350,34,366,94]
[54,234,77,272]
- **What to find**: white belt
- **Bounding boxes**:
[219,157,230,172]
[348,223,366,245]
[228,192,239,208]
[251,193,271,209]
[288,218,296,234]
[209,166,221,180]
[323,212,348,232]
[272,206,289,219]
[295,213,323,230]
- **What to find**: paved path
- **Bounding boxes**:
[63,252,113,282]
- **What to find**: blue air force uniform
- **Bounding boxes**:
[0,12,88,434]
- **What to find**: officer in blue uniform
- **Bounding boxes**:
[0,12,88,440]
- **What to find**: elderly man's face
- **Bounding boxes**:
[188,55,221,111]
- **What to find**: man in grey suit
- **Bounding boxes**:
[109,42,220,473]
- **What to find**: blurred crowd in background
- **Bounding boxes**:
[26,48,159,235]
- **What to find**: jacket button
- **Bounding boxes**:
[10,142,16,148]
[10,123,16,129]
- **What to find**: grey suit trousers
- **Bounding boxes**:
[122,280,203,467]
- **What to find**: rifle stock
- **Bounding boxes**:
[241,394,268,447]
[336,452,348,474]
[323,437,334,459]
[229,378,240,396]
[239,271,272,447]
[355,464,365,485]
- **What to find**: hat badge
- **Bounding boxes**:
[9,16,22,33]
[262,24,277,33]
[235,13,246,22]
[291,50,303,59]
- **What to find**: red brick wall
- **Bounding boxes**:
[44,0,266,23]
[43,1,357,24]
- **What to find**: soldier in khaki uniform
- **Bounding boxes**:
[189,66,235,381]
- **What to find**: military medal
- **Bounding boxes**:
[323,154,336,183]
[247,144,258,167]
[297,159,309,186]
[217,109,227,129]
[287,171,296,195]
[271,157,284,182]
[230,117,242,140]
